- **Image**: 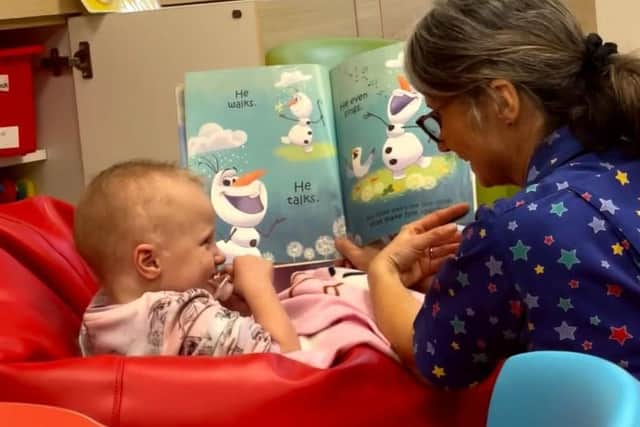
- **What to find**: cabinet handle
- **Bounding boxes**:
[41,41,93,80]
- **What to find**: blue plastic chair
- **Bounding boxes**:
[488,351,640,427]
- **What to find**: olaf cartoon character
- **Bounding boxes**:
[279,91,324,152]
[211,167,285,264]
[345,146,375,178]
[364,75,432,180]
[275,70,324,153]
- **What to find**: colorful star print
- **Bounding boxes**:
[457,272,470,287]
[612,243,624,256]
[557,298,573,312]
[599,198,620,215]
[432,366,446,378]
[588,217,607,234]
[412,127,640,388]
[485,256,503,276]
[510,300,523,317]
[550,202,568,217]
[523,293,539,309]
[510,240,531,261]
[607,284,623,297]
[616,170,630,186]
[609,326,633,346]
[558,249,581,270]
[479,229,487,238]
[450,316,466,334]
[555,321,577,340]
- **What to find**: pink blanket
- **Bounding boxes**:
[279,267,425,368]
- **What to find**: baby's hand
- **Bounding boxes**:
[232,255,274,295]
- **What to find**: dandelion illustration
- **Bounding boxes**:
[406,174,425,190]
[303,248,316,261]
[361,185,375,202]
[373,181,386,195]
[315,235,336,259]
[422,176,437,190]
[262,252,275,262]
[332,216,346,237]
[286,241,304,261]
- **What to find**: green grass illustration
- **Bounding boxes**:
[275,142,336,161]
[350,154,459,203]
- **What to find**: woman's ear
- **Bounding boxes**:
[134,243,161,281]
[489,79,520,126]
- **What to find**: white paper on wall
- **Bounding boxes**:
[0,126,19,149]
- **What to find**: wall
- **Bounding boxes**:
[595,0,640,53]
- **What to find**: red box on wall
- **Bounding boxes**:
[0,45,44,157]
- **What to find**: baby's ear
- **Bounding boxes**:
[134,243,161,281]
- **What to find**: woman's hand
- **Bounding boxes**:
[369,203,469,288]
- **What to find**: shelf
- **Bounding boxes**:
[0,149,47,168]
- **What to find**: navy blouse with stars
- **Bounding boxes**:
[413,127,640,388]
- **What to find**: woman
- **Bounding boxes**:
[337,0,640,389]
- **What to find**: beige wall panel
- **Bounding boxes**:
[379,0,433,41]
[256,0,358,51]
[354,0,382,38]
[595,0,640,53]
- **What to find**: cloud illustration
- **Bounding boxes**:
[188,122,247,156]
[275,70,312,88]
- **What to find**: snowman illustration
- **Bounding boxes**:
[210,167,285,264]
[275,70,325,153]
[279,91,324,152]
[364,75,432,180]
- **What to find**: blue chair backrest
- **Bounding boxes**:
[488,351,640,427]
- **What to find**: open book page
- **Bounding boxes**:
[184,65,345,266]
[330,43,475,244]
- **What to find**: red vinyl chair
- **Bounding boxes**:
[0,402,104,426]
[0,196,499,427]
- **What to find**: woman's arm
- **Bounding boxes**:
[365,204,469,364]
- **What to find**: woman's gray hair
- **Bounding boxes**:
[406,0,640,155]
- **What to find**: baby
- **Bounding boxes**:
[75,160,300,356]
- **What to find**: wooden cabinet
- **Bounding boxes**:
[68,1,262,183]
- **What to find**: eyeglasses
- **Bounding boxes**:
[415,109,441,143]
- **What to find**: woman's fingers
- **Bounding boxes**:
[428,242,460,259]
[335,237,378,271]
[411,203,469,232]
[401,222,459,253]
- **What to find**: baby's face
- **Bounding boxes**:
[155,181,222,292]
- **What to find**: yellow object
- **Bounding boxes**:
[16,178,36,200]
[80,0,160,13]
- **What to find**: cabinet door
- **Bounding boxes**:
[379,0,434,40]
[68,1,262,183]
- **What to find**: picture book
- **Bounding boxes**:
[180,43,475,266]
